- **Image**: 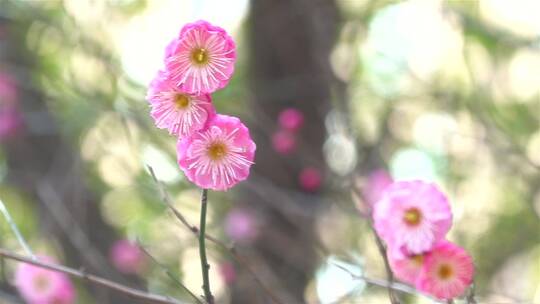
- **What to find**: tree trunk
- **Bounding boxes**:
[231,1,339,303]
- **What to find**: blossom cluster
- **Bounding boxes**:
[372,180,474,300]
[146,20,256,191]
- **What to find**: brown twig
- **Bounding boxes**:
[147,166,284,304]
[0,248,181,304]
[370,224,401,304]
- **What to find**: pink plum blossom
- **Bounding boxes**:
[278,108,304,132]
[271,130,296,155]
[146,70,215,137]
[110,240,146,274]
[373,180,452,258]
[364,169,393,207]
[165,20,236,94]
[177,114,256,191]
[417,241,474,300]
[224,208,258,243]
[299,167,322,192]
[15,256,75,304]
[388,250,426,285]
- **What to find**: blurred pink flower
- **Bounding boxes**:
[373,180,452,258]
[165,20,236,94]
[177,114,256,191]
[146,70,215,137]
[271,130,296,155]
[224,208,257,243]
[417,241,474,300]
[0,73,22,139]
[15,256,75,304]
[278,108,304,132]
[388,250,426,285]
[299,167,322,192]
[0,107,22,139]
[218,262,236,285]
[364,169,393,207]
[110,240,145,274]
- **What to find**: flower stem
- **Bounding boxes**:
[199,189,214,304]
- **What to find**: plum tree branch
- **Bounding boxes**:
[0,248,182,304]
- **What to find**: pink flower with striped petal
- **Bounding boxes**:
[147,70,215,137]
[177,114,256,191]
[165,20,236,94]
[417,241,474,300]
[373,180,452,259]
[15,256,75,304]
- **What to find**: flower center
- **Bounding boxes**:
[403,207,422,226]
[33,275,50,292]
[191,48,209,65]
[411,254,424,266]
[437,264,453,280]
[174,94,190,109]
[208,142,227,161]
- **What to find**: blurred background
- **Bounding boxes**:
[0,0,540,303]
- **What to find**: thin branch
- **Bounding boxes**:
[332,263,440,302]
[146,166,284,304]
[147,166,198,233]
[352,186,400,304]
[0,197,35,259]
[0,248,182,304]
[371,225,400,304]
[466,282,477,304]
[198,189,214,304]
[138,241,203,304]
[36,182,125,282]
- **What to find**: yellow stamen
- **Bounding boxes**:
[411,254,424,266]
[403,207,422,226]
[437,264,453,280]
[33,275,50,292]
[191,48,209,65]
[174,94,190,109]
[208,143,227,161]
